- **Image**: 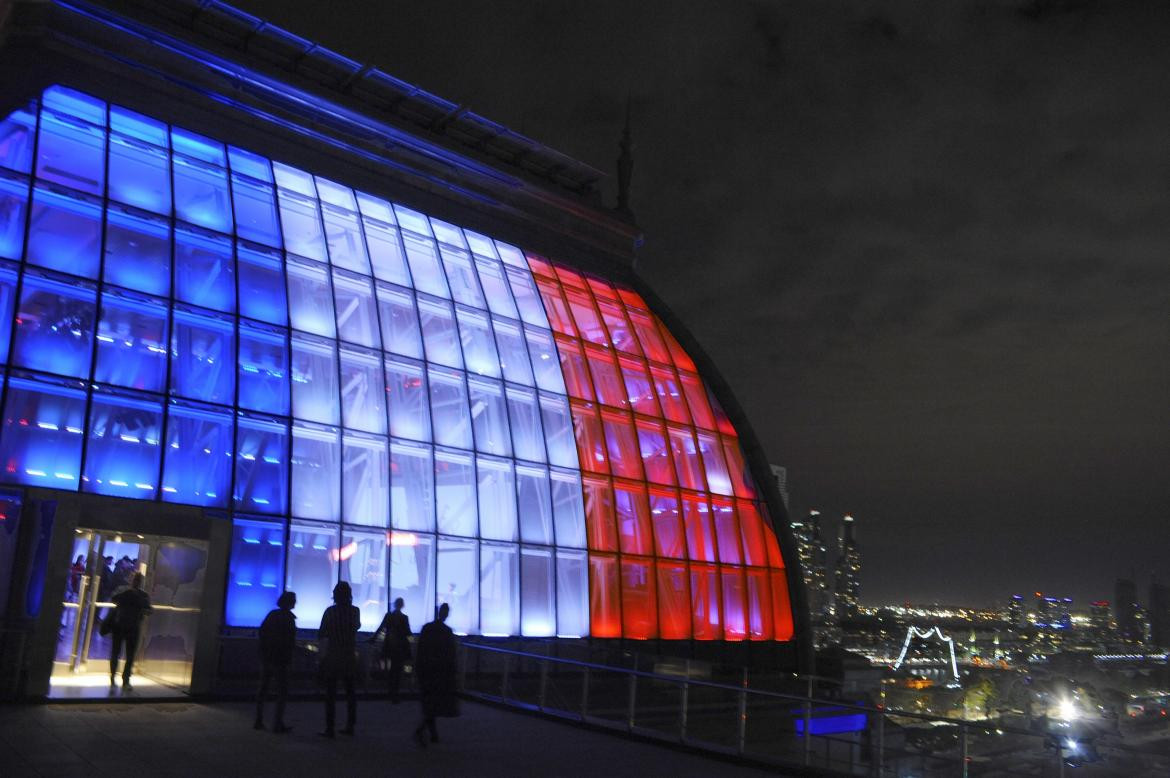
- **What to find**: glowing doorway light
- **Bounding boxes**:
[892,625,960,683]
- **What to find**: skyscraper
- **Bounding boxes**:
[1115,578,1141,644]
[790,509,829,620]
[770,464,790,511]
[1007,594,1025,627]
[834,514,861,619]
[1089,601,1111,641]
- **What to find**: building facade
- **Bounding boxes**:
[0,0,809,697]
[834,514,860,620]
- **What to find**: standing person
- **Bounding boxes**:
[97,556,114,602]
[255,591,297,733]
[109,572,152,690]
[68,555,85,599]
[372,597,412,703]
[413,603,458,747]
[318,581,360,738]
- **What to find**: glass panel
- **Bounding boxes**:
[390,438,434,531]
[418,295,463,369]
[321,202,370,274]
[227,146,272,182]
[364,216,411,287]
[287,257,336,337]
[539,393,577,469]
[475,257,518,320]
[658,318,697,372]
[679,372,715,430]
[495,241,526,269]
[493,318,533,386]
[557,338,594,401]
[520,546,554,637]
[588,553,621,638]
[82,388,162,499]
[94,289,168,392]
[439,246,485,308]
[721,567,747,641]
[0,174,28,261]
[556,549,589,637]
[435,447,477,538]
[161,400,232,507]
[237,320,290,415]
[587,347,625,408]
[291,333,339,425]
[649,489,684,559]
[171,127,224,166]
[36,108,105,195]
[333,269,380,348]
[549,469,586,549]
[0,261,16,362]
[619,357,659,417]
[650,364,689,424]
[385,356,430,442]
[746,568,773,641]
[170,306,234,405]
[231,173,282,248]
[582,475,616,552]
[238,245,288,326]
[428,366,472,450]
[468,377,510,456]
[697,432,733,496]
[506,266,549,328]
[234,413,289,515]
[682,495,717,563]
[226,518,285,627]
[0,373,86,488]
[339,345,387,434]
[276,187,327,261]
[377,283,424,359]
[771,570,794,641]
[723,438,757,499]
[601,411,642,480]
[516,464,553,544]
[428,218,465,249]
[621,557,657,639]
[175,226,234,313]
[480,542,519,636]
[628,307,671,364]
[597,299,641,356]
[173,154,231,233]
[712,499,742,564]
[761,503,785,568]
[690,564,722,640]
[341,430,389,527]
[390,530,435,628]
[437,537,478,635]
[736,500,769,567]
[392,205,431,237]
[402,231,449,298]
[657,561,691,639]
[13,272,96,379]
[456,306,500,378]
[476,455,517,542]
[535,279,575,337]
[103,205,170,296]
[26,187,102,278]
[668,426,707,492]
[108,132,170,215]
[0,104,35,173]
[339,527,386,630]
[505,386,545,463]
[565,289,607,346]
[636,419,675,486]
[286,521,339,628]
[614,481,653,556]
[525,327,565,394]
[570,401,607,474]
[290,421,341,521]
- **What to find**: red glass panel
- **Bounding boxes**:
[570,401,608,474]
[601,410,644,480]
[534,278,576,337]
[655,316,696,372]
[707,387,737,436]
[553,263,587,290]
[723,437,757,499]
[619,357,660,417]
[616,286,649,310]
[525,253,556,278]
[556,336,595,401]
[649,488,684,559]
[589,553,621,637]
[745,568,773,641]
[657,561,691,639]
[711,498,742,564]
[597,299,642,356]
[621,557,657,639]
[626,307,671,364]
[770,569,794,640]
[736,499,768,567]
[690,563,721,640]
[585,345,626,408]
[678,371,715,430]
[721,567,747,641]
[636,419,676,486]
[582,475,617,551]
[565,289,608,346]
[586,275,618,301]
[668,426,706,492]
[682,493,716,562]
[762,510,785,569]
[696,431,733,496]
[614,480,653,555]
[649,364,689,424]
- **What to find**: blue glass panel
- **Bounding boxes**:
[390,438,434,531]
[439,246,485,308]
[339,345,386,434]
[234,413,289,515]
[231,174,282,248]
[93,289,168,392]
[287,257,335,337]
[171,127,225,166]
[290,421,341,521]
[110,105,167,146]
[402,231,449,298]
[0,104,36,173]
[161,399,232,507]
[276,188,327,262]
[238,321,290,415]
[363,216,411,287]
[35,110,105,195]
[392,205,432,237]
[321,202,370,274]
[226,517,285,627]
[228,147,272,182]
[332,269,380,348]
[12,272,96,378]
[103,206,171,296]
[173,154,231,233]
[108,134,171,215]
[81,388,162,499]
[377,283,423,359]
[286,521,339,626]
[170,306,235,404]
[26,187,102,278]
[42,86,104,124]
[355,191,395,224]
[463,230,498,259]
[429,218,466,250]
[238,245,287,326]
[0,261,17,363]
[341,430,389,527]
[385,355,431,442]
[0,373,85,489]
[0,173,28,260]
[175,227,234,312]
[291,333,339,425]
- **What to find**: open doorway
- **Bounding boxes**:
[50,528,209,699]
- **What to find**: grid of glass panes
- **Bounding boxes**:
[527,256,794,641]
[0,86,591,636]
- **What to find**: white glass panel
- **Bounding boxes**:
[521,547,555,637]
[342,430,389,527]
[494,241,526,268]
[276,188,327,262]
[468,377,511,457]
[321,202,370,274]
[477,455,517,542]
[377,283,424,359]
[363,217,411,287]
[480,542,519,637]
[390,531,434,628]
[287,521,339,628]
[428,367,472,450]
[402,231,449,298]
[456,306,500,378]
[539,393,578,469]
[435,447,477,538]
[272,162,316,196]
[439,246,485,309]
[463,230,496,259]
[339,526,385,631]
[475,257,519,320]
[287,257,336,337]
[555,549,589,637]
[437,537,478,635]
[506,386,545,463]
[525,327,565,393]
[290,422,341,521]
[429,217,466,249]
[333,270,380,348]
[393,204,432,237]
[291,333,339,425]
[314,177,357,209]
[385,356,431,442]
[493,318,534,387]
[418,295,463,369]
[516,464,553,545]
[390,438,434,531]
[550,469,587,549]
[507,266,549,328]
[339,345,387,434]
[355,191,395,224]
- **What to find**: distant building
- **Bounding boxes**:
[1007,594,1025,627]
[770,464,790,510]
[1089,601,1112,640]
[834,515,861,619]
[1148,580,1170,649]
[790,509,830,620]
[1115,579,1142,644]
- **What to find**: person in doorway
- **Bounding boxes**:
[413,603,458,747]
[68,555,85,599]
[110,572,152,690]
[371,597,412,703]
[97,556,115,602]
[318,581,360,738]
[255,591,297,733]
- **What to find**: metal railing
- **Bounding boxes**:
[457,642,1090,777]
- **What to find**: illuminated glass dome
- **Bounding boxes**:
[0,85,794,641]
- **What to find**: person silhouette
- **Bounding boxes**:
[371,597,412,703]
[255,591,297,733]
[413,602,458,747]
[318,581,360,737]
[109,572,151,690]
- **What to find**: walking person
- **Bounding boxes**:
[413,603,458,747]
[372,597,411,703]
[318,581,360,738]
[109,572,152,690]
[255,591,297,733]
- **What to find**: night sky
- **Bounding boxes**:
[233,0,1169,608]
